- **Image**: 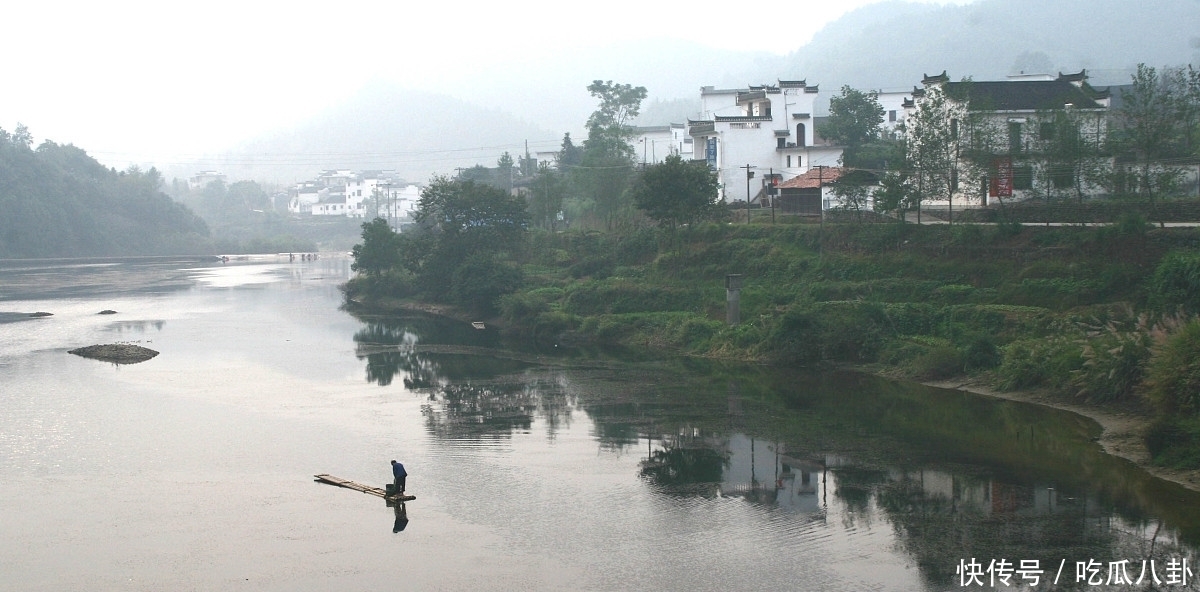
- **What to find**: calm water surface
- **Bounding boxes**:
[2,256,1199,591]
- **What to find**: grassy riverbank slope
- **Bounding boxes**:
[346,218,1200,470]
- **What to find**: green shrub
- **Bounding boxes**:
[1071,329,1152,403]
[933,284,975,304]
[911,346,965,380]
[563,281,706,315]
[499,292,550,324]
[667,315,723,350]
[962,334,1001,370]
[569,255,615,279]
[1114,211,1151,236]
[1149,252,1200,314]
[1146,417,1200,469]
[760,301,891,364]
[450,254,524,315]
[995,337,1084,391]
[1146,318,1200,413]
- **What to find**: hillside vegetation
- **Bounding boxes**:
[347,216,1200,468]
[0,126,211,258]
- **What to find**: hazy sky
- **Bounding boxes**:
[2,0,972,172]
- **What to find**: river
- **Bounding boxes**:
[1,255,1198,591]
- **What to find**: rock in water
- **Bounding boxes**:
[68,344,159,364]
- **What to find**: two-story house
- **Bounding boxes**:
[688,80,844,203]
[905,70,1110,207]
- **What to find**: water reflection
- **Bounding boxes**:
[390,501,409,533]
[0,256,212,300]
[106,319,166,334]
[351,315,515,388]
[349,312,1200,588]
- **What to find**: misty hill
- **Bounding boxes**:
[0,129,210,258]
[189,82,563,183]
[773,0,1200,92]
[183,0,1199,184]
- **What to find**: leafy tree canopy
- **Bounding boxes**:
[631,154,722,230]
[824,86,885,154]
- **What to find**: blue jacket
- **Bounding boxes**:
[392,462,407,478]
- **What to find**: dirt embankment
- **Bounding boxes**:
[924,377,1200,492]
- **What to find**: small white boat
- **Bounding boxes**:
[471,322,485,330]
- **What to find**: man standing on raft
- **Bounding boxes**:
[391,460,407,494]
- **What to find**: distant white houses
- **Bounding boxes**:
[187,170,226,191]
[288,169,422,225]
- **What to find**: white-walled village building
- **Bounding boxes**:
[630,124,692,166]
[688,81,844,203]
[904,70,1110,208]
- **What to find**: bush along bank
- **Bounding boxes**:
[346,219,1200,469]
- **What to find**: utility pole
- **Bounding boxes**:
[769,167,776,224]
[815,165,826,230]
[382,182,392,229]
[742,164,756,224]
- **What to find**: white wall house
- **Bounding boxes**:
[378,184,422,226]
[188,170,226,191]
[688,81,844,203]
[630,123,691,166]
[289,181,324,214]
[904,70,1110,208]
[289,169,418,219]
[876,90,911,137]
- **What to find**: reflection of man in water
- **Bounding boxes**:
[393,503,409,533]
[391,460,407,493]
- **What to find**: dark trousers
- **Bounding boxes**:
[394,475,406,492]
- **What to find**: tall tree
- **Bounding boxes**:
[905,85,957,216]
[574,80,647,230]
[497,151,515,192]
[824,86,885,167]
[1110,64,1193,200]
[350,217,404,277]
[557,132,582,171]
[1032,108,1105,203]
[528,162,564,231]
[631,154,721,230]
[407,177,528,295]
[585,80,648,147]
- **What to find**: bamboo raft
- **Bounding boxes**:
[314,474,416,502]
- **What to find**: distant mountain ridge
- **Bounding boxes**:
[185,0,1200,184]
[782,0,1200,91]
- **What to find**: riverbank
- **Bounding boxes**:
[346,222,1200,481]
[923,376,1200,492]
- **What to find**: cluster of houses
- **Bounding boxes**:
[624,69,1116,213]
[192,69,1125,222]
[286,169,422,223]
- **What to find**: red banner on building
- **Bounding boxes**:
[991,156,1013,197]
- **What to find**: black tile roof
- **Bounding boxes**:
[943,79,1104,111]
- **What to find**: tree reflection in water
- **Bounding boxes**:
[350,314,1200,587]
[639,445,728,492]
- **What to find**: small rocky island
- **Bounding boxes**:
[68,344,159,364]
